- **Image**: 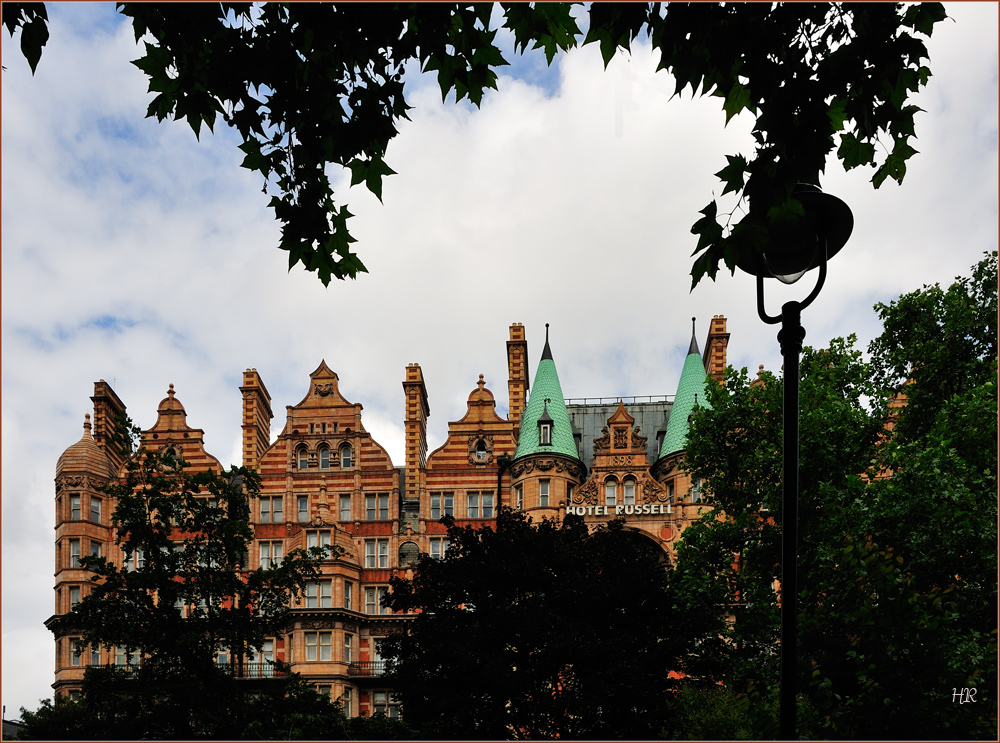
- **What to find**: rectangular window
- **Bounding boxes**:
[344,582,352,610]
[115,647,139,666]
[307,531,332,550]
[90,644,101,666]
[90,497,101,523]
[515,485,523,511]
[692,478,703,503]
[567,484,574,504]
[373,691,401,718]
[364,586,390,614]
[70,638,82,667]
[483,493,494,518]
[260,541,283,569]
[90,541,101,559]
[304,631,333,662]
[365,539,389,569]
[539,480,550,507]
[342,687,353,717]
[344,634,353,663]
[429,537,450,560]
[467,493,479,518]
[69,539,80,568]
[605,480,617,506]
[667,481,675,503]
[366,494,389,520]
[69,586,80,608]
[70,495,81,520]
[260,497,282,523]
[298,496,309,522]
[624,479,635,505]
[430,492,453,520]
[317,684,332,700]
[305,580,333,608]
[339,495,351,522]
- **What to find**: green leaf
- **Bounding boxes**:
[715,155,748,197]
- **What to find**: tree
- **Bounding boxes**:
[382,508,703,739]
[4,2,947,288]
[34,418,341,739]
[676,253,998,739]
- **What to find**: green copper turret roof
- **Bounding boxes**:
[513,325,581,462]
[659,318,713,459]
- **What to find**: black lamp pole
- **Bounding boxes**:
[739,184,853,741]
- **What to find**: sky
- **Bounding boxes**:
[2,2,997,717]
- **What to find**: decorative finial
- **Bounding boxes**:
[168,383,175,398]
[545,323,550,342]
[477,374,485,390]
[83,413,92,433]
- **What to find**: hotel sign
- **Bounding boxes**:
[566,503,668,517]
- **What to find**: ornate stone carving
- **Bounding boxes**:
[343,621,359,633]
[535,459,555,471]
[631,426,647,451]
[613,426,628,449]
[573,479,599,505]
[314,383,335,397]
[467,433,494,465]
[593,427,610,453]
[510,460,533,477]
[301,619,335,630]
[641,477,667,503]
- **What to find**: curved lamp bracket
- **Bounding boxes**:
[756,238,830,326]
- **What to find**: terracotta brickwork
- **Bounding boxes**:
[49,319,730,709]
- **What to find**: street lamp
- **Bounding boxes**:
[736,183,853,740]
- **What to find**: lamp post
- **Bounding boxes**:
[736,184,853,740]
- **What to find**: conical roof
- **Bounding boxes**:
[57,414,116,478]
[659,318,713,459]
[513,325,580,462]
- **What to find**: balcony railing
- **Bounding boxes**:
[219,661,288,679]
[97,661,287,679]
[348,660,386,677]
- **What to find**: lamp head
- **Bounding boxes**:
[737,184,853,283]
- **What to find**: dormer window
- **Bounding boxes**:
[538,398,554,446]
[475,441,488,461]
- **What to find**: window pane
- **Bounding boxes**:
[430,495,440,520]
[273,498,283,522]
[340,446,352,468]
[467,493,479,518]
[483,493,494,518]
[70,495,80,520]
[378,495,389,521]
[605,480,617,506]
[340,495,351,521]
[320,448,330,469]
[90,498,101,522]
[366,495,376,521]
[540,481,549,507]
[298,496,308,522]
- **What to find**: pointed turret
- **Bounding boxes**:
[513,325,579,462]
[659,318,713,459]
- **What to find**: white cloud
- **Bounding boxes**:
[2,2,996,717]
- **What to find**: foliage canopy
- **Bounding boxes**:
[382,508,706,739]
[677,252,998,739]
[5,2,947,288]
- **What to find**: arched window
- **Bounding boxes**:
[623,478,636,505]
[319,446,330,469]
[297,447,308,471]
[399,541,419,568]
[340,444,352,468]
[604,478,618,506]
